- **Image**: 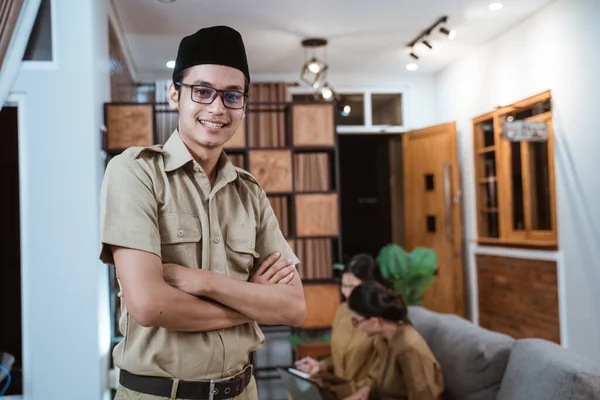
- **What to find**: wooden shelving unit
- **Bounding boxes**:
[472,90,557,248]
[241,101,343,282]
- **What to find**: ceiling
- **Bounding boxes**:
[111,0,556,82]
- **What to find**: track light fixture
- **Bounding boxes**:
[407,16,453,48]
[439,27,456,40]
[405,16,454,70]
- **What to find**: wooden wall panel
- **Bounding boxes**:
[389,136,405,247]
[301,284,340,328]
[247,82,288,147]
[248,149,292,193]
[292,104,335,146]
[227,153,245,169]
[295,239,333,280]
[295,194,339,237]
[267,196,289,237]
[105,104,154,149]
[294,153,330,192]
[476,254,560,343]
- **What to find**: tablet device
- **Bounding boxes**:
[276,366,327,400]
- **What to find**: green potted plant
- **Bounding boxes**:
[376,243,438,306]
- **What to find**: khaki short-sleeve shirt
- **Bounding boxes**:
[376,324,444,400]
[323,303,380,399]
[99,130,299,383]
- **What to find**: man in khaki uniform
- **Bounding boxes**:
[100,26,306,400]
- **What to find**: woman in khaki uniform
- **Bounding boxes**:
[295,254,388,400]
[348,281,443,400]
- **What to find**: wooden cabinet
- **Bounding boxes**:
[473,112,500,240]
[473,91,557,248]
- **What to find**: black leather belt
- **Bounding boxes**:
[119,365,253,400]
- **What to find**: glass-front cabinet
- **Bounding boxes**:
[473,113,500,239]
[473,91,557,248]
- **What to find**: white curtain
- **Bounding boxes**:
[0,0,41,110]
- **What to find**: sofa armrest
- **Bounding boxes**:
[497,339,600,400]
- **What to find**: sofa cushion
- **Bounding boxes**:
[407,305,441,344]
[408,306,514,400]
[497,339,600,400]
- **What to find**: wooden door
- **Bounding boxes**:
[402,122,465,316]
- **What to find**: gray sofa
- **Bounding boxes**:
[408,306,600,400]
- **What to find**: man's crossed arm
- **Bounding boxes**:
[113,247,306,332]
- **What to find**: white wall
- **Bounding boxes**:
[9,0,111,398]
[436,0,600,361]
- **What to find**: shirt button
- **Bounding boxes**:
[193,165,200,172]
[214,236,221,243]
[177,230,184,237]
[249,243,254,249]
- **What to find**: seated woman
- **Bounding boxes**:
[294,254,388,400]
[347,281,444,400]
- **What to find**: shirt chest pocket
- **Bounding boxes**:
[158,213,202,267]
[225,224,260,280]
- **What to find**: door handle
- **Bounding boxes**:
[453,189,462,205]
[443,162,453,242]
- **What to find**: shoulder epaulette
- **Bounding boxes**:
[130,144,165,159]
[235,167,261,187]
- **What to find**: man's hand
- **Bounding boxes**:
[162,263,206,296]
[250,252,296,285]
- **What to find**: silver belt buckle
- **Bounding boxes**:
[208,375,231,400]
[208,380,216,400]
[208,366,249,400]
[208,382,233,400]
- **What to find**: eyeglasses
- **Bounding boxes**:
[176,82,248,109]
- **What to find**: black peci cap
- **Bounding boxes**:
[172,25,250,84]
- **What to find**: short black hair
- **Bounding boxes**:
[348,281,410,324]
[343,253,391,287]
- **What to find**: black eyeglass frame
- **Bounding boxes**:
[175,82,249,109]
